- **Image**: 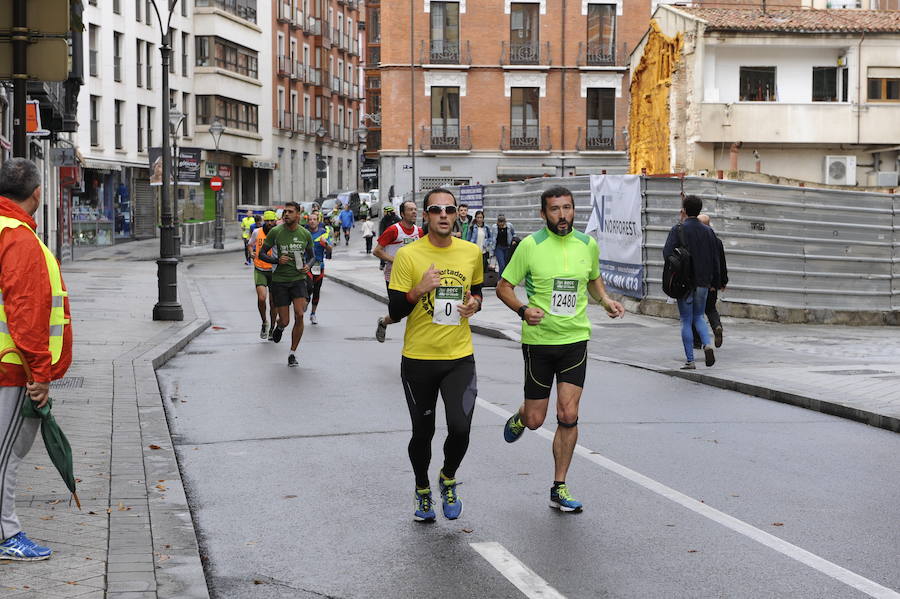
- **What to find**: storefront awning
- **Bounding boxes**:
[81,158,122,172]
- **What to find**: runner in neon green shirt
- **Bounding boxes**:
[496,186,625,513]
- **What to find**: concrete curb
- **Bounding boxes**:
[328,273,900,435]
[107,275,212,598]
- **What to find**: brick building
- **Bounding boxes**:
[271,0,364,203]
[377,0,650,196]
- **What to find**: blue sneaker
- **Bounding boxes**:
[414,488,436,522]
[0,532,52,561]
[503,412,525,443]
[549,483,583,513]
[438,475,463,520]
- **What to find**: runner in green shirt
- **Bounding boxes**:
[496,186,625,513]
[259,201,314,367]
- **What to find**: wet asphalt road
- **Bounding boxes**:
[157,251,900,599]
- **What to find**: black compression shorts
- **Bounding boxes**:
[521,340,588,400]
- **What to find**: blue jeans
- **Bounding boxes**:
[494,246,510,274]
[677,287,712,362]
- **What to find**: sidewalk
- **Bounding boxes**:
[75,236,245,262]
[4,260,210,598]
[324,242,900,434]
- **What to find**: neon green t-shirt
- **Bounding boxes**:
[501,227,600,346]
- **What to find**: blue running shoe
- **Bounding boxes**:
[414,488,436,522]
[0,532,52,561]
[503,412,525,443]
[549,483,583,513]
[438,475,463,520]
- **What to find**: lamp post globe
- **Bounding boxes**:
[209,119,225,249]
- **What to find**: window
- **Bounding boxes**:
[510,87,539,148]
[146,42,154,90]
[369,7,380,43]
[194,0,258,24]
[196,36,259,79]
[429,2,460,64]
[812,67,838,102]
[145,0,152,25]
[182,92,190,136]
[430,86,460,148]
[181,0,187,17]
[90,96,100,146]
[182,32,189,76]
[88,25,99,77]
[137,105,144,152]
[196,95,259,132]
[114,100,124,149]
[147,106,154,149]
[739,66,776,102]
[136,40,143,86]
[586,4,615,66]
[170,29,177,73]
[135,0,141,21]
[113,32,123,82]
[868,68,900,101]
[585,88,614,150]
[509,3,539,64]
[113,0,120,13]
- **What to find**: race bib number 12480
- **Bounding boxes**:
[550,278,578,316]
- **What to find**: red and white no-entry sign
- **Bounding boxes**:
[210,176,223,191]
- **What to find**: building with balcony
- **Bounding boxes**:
[271,0,364,204]
[378,0,651,196]
[361,0,381,189]
[630,6,900,187]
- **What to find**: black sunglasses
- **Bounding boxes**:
[426,204,457,215]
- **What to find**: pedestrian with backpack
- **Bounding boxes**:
[662,195,721,370]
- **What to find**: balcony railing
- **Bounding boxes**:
[322,25,332,45]
[292,9,304,28]
[195,0,257,24]
[306,67,322,85]
[294,113,306,133]
[420,125,472,151]
[343,127,351,144]
[501,125,551,151]
[351,84,359,99]
[577,41,615,67]
[304,16,321,35]
[292,61,305,81]
[90,120,99,146]
[89,50,98,77]
[500,41,550,66]
[333,29,341,48]
[115,124,123,149]
[576,125,615,151]
[113,57,122,81]
[278,111,293,130]
[350,38,359,55]
[277,2,292,22]
[310,118,323,136]
[277,55,291,77]
[421,40,471,65]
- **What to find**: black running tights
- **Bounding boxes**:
[400,355,477,488]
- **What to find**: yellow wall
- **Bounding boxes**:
[628,21,683,175]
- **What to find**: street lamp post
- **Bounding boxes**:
[209,119,225,249]
[169,105,185,259]
[150,0,182,321]
[355,127,368,191]
[315,125,327,200]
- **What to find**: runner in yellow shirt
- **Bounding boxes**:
[387,188,483,522]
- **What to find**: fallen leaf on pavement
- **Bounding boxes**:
[49,499,62,505]
[283,495,297,499]
[34,466,43,470]
[40,516,54,521]
[461,528,474,534]
[246,541,257,545]
[156,485,167,491]
[517,473,529,476]
[66,581,79,585]
[148,444,162,450]
[157,554,171,562]
[772,522,784,527]
[212,326,226,330]
[687,550,698,553]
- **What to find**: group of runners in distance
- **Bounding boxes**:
[243,186,626,519]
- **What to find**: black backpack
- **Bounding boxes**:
[662,224,694,299]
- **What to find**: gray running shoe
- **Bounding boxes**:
[375,317,387,343]
[681,361,696,370]
[260,323,268,340]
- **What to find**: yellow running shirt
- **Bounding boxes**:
[389,236,484,360]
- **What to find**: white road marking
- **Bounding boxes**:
[476,398,900,599]
[470,541,567,599]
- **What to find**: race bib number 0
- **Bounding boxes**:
[432,286,463,326]
[550,279,578,316]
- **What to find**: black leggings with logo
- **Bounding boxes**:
[400,355,477,488]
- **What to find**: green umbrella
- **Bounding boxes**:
[0,348,81,509]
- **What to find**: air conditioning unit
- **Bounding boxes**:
[825,155,857,186]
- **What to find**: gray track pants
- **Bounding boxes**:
[0,387,38,542]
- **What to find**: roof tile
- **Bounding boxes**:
[673,7,900,33]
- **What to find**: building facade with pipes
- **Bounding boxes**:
[378,0,651,197]
[630,6,900,187]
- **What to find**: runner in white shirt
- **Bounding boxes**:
[373,200,424,342]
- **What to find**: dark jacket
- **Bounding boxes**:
[379,212,400,235]
[663,217,721,288]
[715,235,728,289]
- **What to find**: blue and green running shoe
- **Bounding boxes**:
[438,475,463,520]
[0,532,52,561]
[504,411,526,443]
[414,488,436,522]
[549,483,583,513]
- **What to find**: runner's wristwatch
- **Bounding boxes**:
[517,305,528,320]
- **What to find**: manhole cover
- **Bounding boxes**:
[811,369,892,376]
[51,377,84,389]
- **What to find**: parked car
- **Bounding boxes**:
[336,191,361,219]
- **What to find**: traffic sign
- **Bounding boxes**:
[210,176,223,191]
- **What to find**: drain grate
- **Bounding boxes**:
[811,369,892,376]
[51,377,84,389]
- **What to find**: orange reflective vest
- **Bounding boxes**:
[253,229,274,271]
